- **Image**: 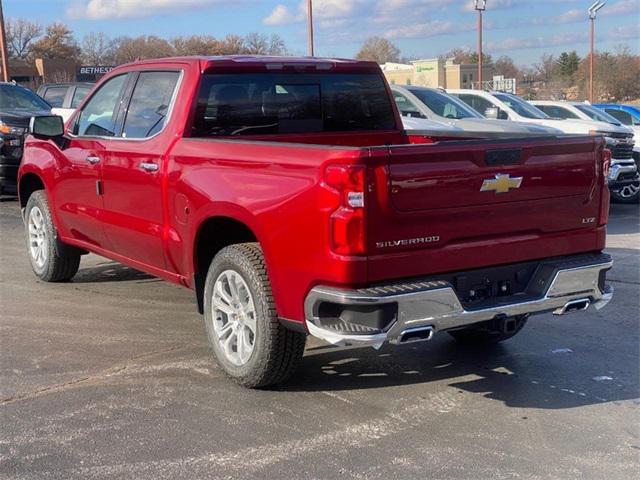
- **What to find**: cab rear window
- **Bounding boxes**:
[191,73,396,136]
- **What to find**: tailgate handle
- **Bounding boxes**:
[485,149,522,166]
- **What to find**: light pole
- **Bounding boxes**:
[474,0,486,89]
[588,1,605,103]
[307,0,314,57]
[0,0,10,82]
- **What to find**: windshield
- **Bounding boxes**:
[494,93,549,119]
[0,84,51,110]
[193,73,397,136]
[575,104,622,125]
[407,87,482,119]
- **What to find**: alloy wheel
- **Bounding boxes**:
[615,181,640,199]
[28,206,48,269]
[211,269,257,366]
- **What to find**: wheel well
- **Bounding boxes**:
[19,173,45,209]
[193,217,258,313]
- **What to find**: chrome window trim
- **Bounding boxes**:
[66,69,184,143]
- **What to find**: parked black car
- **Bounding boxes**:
[0,83,51,195]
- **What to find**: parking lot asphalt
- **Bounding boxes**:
[0,198,638,480]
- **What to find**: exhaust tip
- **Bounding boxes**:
[553,298,591,315]
[398,326,434,344]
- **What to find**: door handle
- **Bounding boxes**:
[86,156,100,164]
[139,162,159,172]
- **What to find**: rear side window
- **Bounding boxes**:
[192,73,396,136]
[71,86,92,108]
[122,71,180,138]
[42,86,68,108]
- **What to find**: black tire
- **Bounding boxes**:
[203,243,306,388]
[24,190,81,282]
[448,314,528,344]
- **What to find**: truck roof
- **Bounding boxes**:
[114,55,381,74]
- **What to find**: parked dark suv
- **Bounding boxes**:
[0,82,51,195]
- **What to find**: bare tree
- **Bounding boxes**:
[244,33,269,55]
[219,34,245,55]
[171,35,221,56]
[6,18,42,59]
[28,23,80,61]
[114,35,175,63]
[534,53,557,83]
[267,34,287,55]
[494,55,520,79]
[575,47,640,101]
[81,32,117,64]
[440,48,491,64]
[355,37,400,64]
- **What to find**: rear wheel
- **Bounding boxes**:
[203,243,306,388]
[25,190,81,282]
[448,314,528,344]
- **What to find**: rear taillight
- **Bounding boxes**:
[324,164,366,255]
[599,148,611,226]
[602,148,611,178]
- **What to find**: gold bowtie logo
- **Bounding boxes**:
[480,174,523,194]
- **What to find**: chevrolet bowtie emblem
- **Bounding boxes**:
[480,174,523,194]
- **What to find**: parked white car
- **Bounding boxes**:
[449,90,639,203]
[392,85,561,136]
[530,100,632,130]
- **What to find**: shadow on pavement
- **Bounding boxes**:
[72,261,156,283]
[278,336,638,410]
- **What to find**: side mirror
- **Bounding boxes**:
[498,109,509,120]
[29,115,65,140]
[484,107,499,119]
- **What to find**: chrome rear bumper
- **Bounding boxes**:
[304,254,613,348]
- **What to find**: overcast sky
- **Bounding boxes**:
[5,0,639,65]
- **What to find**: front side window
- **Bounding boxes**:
[575,104,620,124]
[494,93,549,119]
[192,72,396,136]
[409,88,481,119]
[43,87,68,108]
[75,74,128,137]
[122,71,180,138]
[456,94,496,117]
[604,109,636,126]
[393,92,426,119]
[539,105,578,119]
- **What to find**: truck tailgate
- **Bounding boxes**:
[366,135,605,282]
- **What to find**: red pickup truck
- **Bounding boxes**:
[19,56,613,388]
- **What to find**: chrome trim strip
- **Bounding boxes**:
[608,164,637,182]
[65,69,184,143]
[304,258,613,347]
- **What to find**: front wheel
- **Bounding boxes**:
[24,190,81,282]
[610,181,640,204]
[448,314,528,344]
[203,243,306,388]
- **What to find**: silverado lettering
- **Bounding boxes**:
[18,56,613,388]
[376,236,440,248]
